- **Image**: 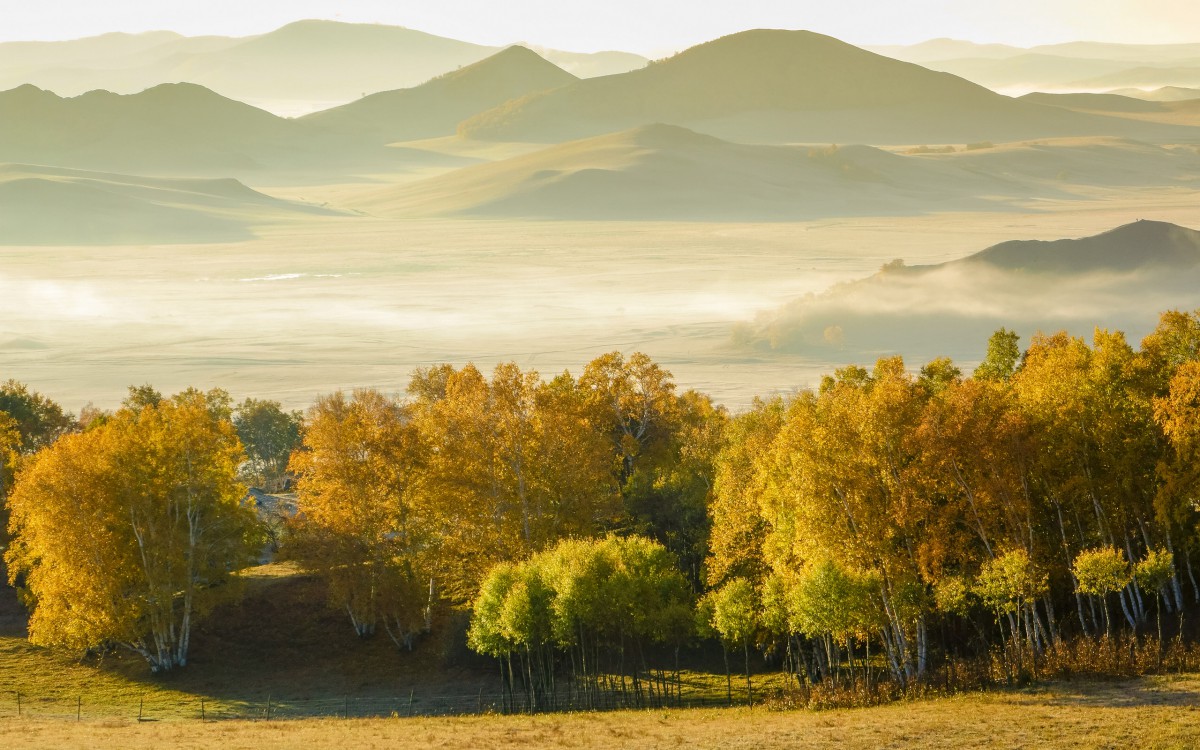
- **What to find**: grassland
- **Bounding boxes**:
[5,562,1200,748]
[1,676,1200,749]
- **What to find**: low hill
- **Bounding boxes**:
[304,46,577,144]
[458,30,1193,145]
[358,129,1200,221]
[742,221,1200,360]
[355,124,1025,220]
[0,164,339,244]
[958,220,1200,273]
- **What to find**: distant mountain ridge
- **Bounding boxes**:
[0,20,648,113]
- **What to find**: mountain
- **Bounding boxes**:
[0,82,445,176]
[303,46,577,144]
[0,163,338,244]
[0,21,648,114]
[458,30,1194,145]
[957,220,1200,273]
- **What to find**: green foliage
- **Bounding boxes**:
[975,550,1047,614]
[232,398,302,490]
[1073,548,1131,598]
[1134,548,1176,591]
[974,328,1021,381]
[788,560,880,645]
[0,379,74,453]
[705,578,758,646]
[467,535,694,660]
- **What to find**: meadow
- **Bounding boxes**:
[3,676,1200,749]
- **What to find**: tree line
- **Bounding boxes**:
[2,312,1200,700]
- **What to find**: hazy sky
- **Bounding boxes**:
[4,0,1198,52]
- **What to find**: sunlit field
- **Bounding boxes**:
[3,676,1200,749]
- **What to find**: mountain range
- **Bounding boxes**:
[457,30,1194,145]
[0,21,647,114]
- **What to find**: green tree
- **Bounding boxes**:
[233,398,302,491]
[0,379,74,452]
[1072,547,1131,637]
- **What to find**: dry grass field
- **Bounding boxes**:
[2,676,1199,749]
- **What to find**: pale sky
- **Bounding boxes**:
[2,0,1198,52]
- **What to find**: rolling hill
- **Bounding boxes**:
[303,46,578,144]
[458,30,1195,145]
[0,21,647,113]
[357,127,1200,221]
[0,82,451,177]
[354,124,1024,220]
[0,164,340,244]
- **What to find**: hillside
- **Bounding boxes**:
[458,30,1194,145]
[358,128,1200,221]
[355,124,1033,220]
[304,46,577,144]
[0,164,340,244]
[1019,92,1166,113]
[0,21,647,113]
[0,83,443,176]
[743,221,1200,359]
[959,219,1200,273]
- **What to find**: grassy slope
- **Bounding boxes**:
[0,562,495,720]
[3,677,1200,748]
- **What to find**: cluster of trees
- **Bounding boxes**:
[468,535,692,710]
[4,309,1200,696]
[1,384,302,671]
[285,355,724,644]
[701,312,1200,689]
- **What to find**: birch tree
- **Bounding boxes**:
[5,391,258,671]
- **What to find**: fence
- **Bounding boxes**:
[1,674,750,723]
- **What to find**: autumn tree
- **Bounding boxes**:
[287,389,432,647]
[410,363,617,601]
[5,391,259,671]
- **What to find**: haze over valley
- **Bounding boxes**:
[2,18,1200,411]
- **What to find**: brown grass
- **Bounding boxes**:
[2,675,1200,749]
